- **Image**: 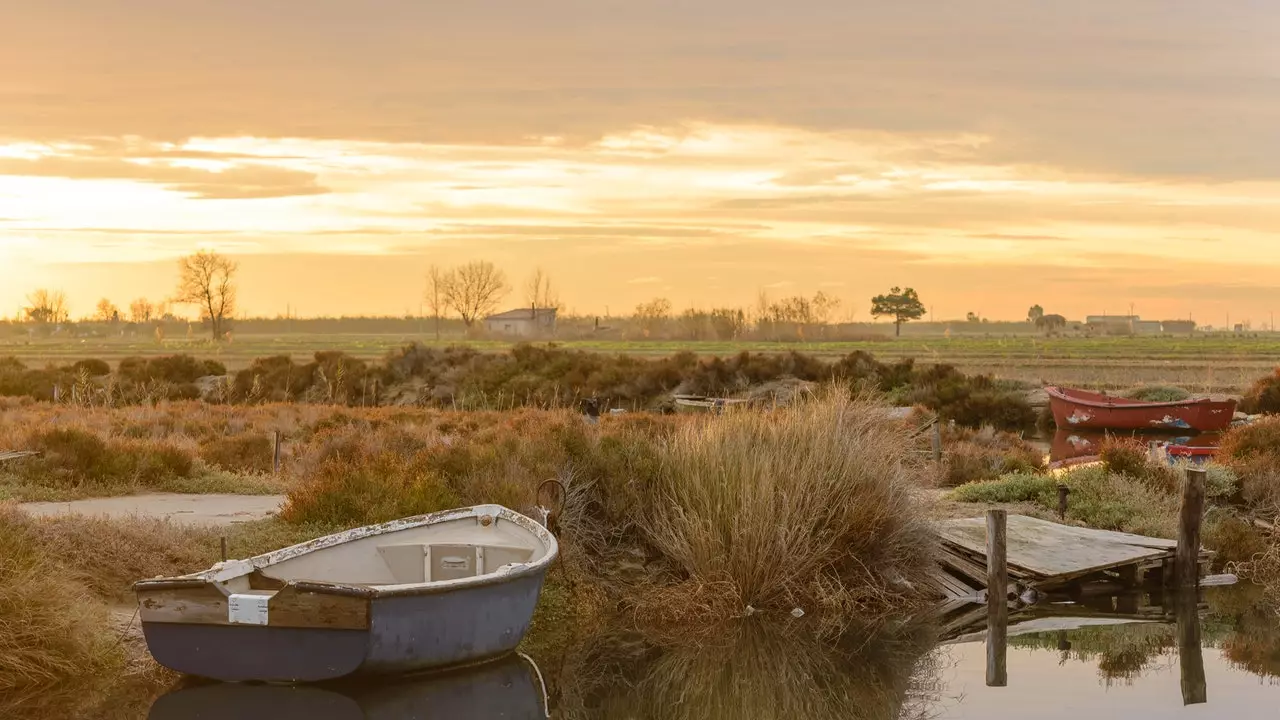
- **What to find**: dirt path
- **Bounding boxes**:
[18,493,286,527]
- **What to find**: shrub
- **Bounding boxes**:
[15,427,195,492]
[1099,437,1151,478]
[631,392,936,616]
[70,359,111,378]
[1240,369,1280,415]
[941,426,1045,486]
[199,434,275,474]
[1056,466,1179,538]
[281,439,460,526]
[1124,385,1191,403]
[1218,418,1280,513]
[0,506,121,694]
[1203,510,1270,567]
[949,472,1058,504]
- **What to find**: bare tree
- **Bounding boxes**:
[443,260,508,328]
[129,298,156,324]
[94,298,120,323]
[524,267,559,310]
[634,297,673,337]
[174,250,238,340]
[424,265,451,340]
[24,289,69,324]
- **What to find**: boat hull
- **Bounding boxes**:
[142,569,547,683]
[1047,387,1237,432]
[147,652,548,720]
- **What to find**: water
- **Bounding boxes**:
[16,587,1280,719]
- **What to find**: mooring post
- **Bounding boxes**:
[1176,468,1207,588]
[273,430,282,475]
[1176,585,1207,705]
[220,536,228,562]
[1057,484,1070,522]
[932,421,943,464]
[986,508,1009,687]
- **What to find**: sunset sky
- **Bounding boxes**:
[2,1,1278,324]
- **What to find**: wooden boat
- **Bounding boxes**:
[134,505,558,683]
[1046,386,1237,432]
[148,652,549,720]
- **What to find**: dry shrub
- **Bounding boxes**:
[198,433,274,474]
[1219,418,1280,513]
[635,392,936,618]
[10,426,195,493]
[1203,510,1271,567]
[1056,466,1180,538]
[1123,385,1191,403]
[280,431,460,526]
[1240,368,1280,415]
[941,425,1044,486]
[0,505,122,697]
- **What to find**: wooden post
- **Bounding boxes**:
[1057,484,1070,522]
[220,536,228,562]
[273,431,282,475]
[986,509,1008,687]
[1176,468,1206,588]
[931,421,943,464]
[1176,586,1207,705]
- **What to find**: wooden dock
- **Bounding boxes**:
[0,450,39,464]
[932,514,1212,600]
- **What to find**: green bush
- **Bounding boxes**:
[1124,385,1191,403]
[949,472,1058,504]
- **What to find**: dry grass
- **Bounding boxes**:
[940,425,1044,487]
[0,505,123,701]
[633,392,937,620]
[1218,418,1280,515]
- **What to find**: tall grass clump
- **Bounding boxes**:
[949,472,1058,504]
[941,425,1044,486]
[1218,418,1280,514]
[635,392,936,620]
[0,506,121,697]
[1240,368,1280,415]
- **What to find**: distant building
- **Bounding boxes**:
[1084,315,1163,335]
[1161,320,1197,334]
[485,307,558,338]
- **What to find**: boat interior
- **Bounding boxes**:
[216,514,551,595]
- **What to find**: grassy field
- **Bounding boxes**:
[4,332,1280,392]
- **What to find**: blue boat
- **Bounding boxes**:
[134,505,558,683]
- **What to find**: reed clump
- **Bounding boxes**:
[630,392,937,620]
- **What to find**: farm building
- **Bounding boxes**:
[485,307,558,338]
[1161,320,1197,334]
[1084,315,1162,335]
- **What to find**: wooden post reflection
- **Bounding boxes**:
[1176,586,1207,705]
[986,510,1008,687]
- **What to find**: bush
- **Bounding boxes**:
[1218,418,1280,513]
[1099,437,1150,478]
[1240,369,1280,415]
[199,434,275,474]
[1124,385,1191,403]
[70,359,111,378]
[941,426,1045,486]
[15,427,195,492]
[1055,466,1180,538]
[281,437,460,526]
[950,472,1058,504]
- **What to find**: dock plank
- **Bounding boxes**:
[939,515,1174,580]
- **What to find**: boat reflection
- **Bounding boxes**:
[1049,429,1222,465]
[147,652,548,720]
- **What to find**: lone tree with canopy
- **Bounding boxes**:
[175,250,238,341]
[871,287,926,337]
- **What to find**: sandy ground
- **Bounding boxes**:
[18,492,286,527]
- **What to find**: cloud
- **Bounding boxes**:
[627,276,662,285]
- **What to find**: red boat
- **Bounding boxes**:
[1046,386,1238,432]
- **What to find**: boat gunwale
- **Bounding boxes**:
[133,504,559,599]
[1045,386,1234,411]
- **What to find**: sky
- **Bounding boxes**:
[2,1,1278,324]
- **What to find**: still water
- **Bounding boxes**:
[18,587,1280,719]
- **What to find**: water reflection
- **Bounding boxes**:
[548,620,940,720]
[1049,429,1222,464]
[147,652,548,720]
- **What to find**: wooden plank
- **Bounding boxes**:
[940,515,1175,579]
[0,450,39,463]
[138,583,230,625]
[138,582,369,630]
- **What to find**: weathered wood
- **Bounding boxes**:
[138,581,369,630]
[986,510,1008,687]
[139,583,231,625]
[1176,468,1207,589]
[1057,484,1070,521]
[267,585,370,630]
[273,431,282,474]
[932,422,943,464]
[941,515,1176,580]
[1175,586,1207,705]
[0,450,39,463]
